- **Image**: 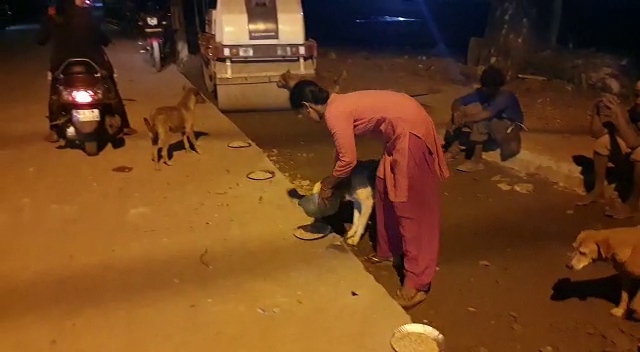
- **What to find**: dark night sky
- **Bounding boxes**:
[6,0,640,58]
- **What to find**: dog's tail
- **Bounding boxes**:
[143,117,158,145]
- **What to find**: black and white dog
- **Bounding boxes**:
[311,159,379,245]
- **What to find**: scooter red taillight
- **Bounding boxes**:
[71,90,94,103]
[60,88,101,104]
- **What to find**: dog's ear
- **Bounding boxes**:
[595,238,613,259]
[182,85,189,92]
[573,230,590,248]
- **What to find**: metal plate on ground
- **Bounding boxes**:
[246,169,276,181]
[293,222,333,241]
[390,323,445,352]
[227,141,252,149]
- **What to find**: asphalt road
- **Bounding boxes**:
[182,57,640,351]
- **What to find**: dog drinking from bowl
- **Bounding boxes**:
[296,159,379,245]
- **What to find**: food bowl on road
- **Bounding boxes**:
[390,323,445,352]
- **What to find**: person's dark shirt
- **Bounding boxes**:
[458,88,525,124]
[36,6,112,73]
[628,105,640,126]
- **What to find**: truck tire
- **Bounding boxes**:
[152,41,162,72]
[202,61,215,93]
[84,141,99,156]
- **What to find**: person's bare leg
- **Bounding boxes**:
[457,143,485,172]
[606,161,640,219]
[444,140,461,160]
[576,153,608,205]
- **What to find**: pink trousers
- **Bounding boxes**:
[375,134,441,291]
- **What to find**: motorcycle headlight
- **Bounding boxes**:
[146,17,158,26]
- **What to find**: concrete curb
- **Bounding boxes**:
[436,127,587,194]
[483,150,585,193]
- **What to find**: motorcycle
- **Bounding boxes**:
[139,10,172,72]
[49,58,124,156]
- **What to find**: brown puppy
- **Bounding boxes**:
[143,86,206,170]
[567,227,640,318]
[276,69,347,93]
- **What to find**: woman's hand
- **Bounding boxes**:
[319,184,333,201]
[319,174,344,202]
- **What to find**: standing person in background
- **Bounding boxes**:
[288,81,449,309]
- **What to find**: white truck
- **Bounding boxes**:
[198,0,318,111]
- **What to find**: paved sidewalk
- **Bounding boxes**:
[0,32,408,351]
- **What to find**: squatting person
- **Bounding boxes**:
[449,65,525,172]
[577,80,640,219]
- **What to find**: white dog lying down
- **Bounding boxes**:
[312,159,379,245]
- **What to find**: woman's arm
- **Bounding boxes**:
[323,111,357,189]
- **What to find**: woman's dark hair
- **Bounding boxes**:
[479,65,506,90]
[289,80,330,110]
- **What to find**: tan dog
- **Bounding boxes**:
[567,227,640,318]
[276,69,347,93]
[311,159,379,246]
[143,86,206,170]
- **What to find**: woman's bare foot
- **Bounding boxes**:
[605,201,638,219]
[364,253,392,265]
[395,284,431,309]
[576,191,605,206]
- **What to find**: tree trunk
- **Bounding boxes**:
[480,0,556,78]
[549,0,562,46]
[171,0,190,66]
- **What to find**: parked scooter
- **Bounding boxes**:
[139,6,173,72]
[49,58,124,156]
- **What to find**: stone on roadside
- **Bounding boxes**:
[514,183,534,194]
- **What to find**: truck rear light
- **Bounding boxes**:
[304,40,318,57]
[225,47,253,57]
